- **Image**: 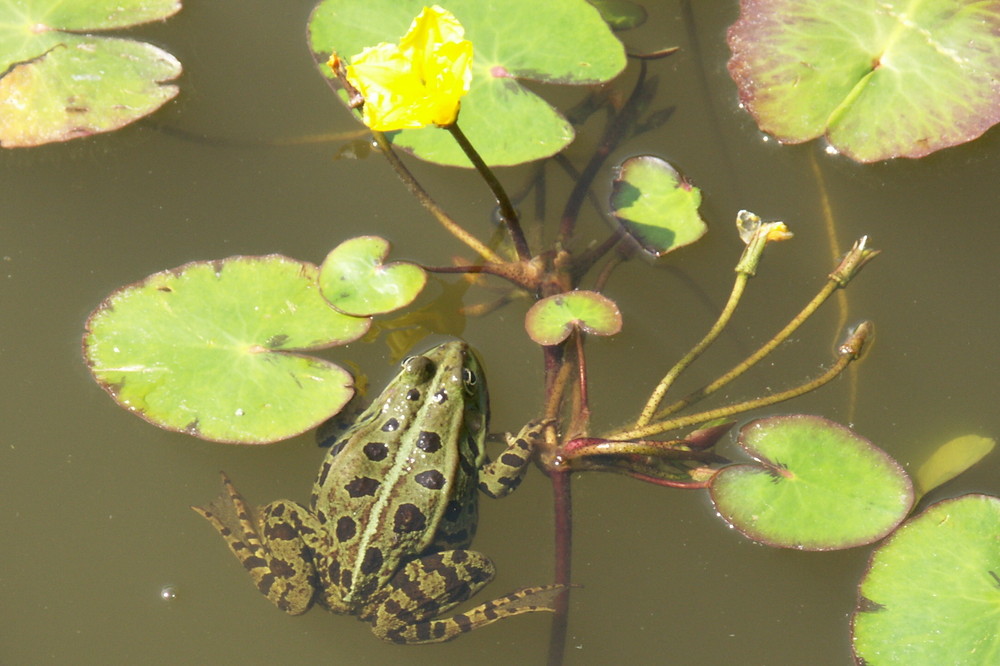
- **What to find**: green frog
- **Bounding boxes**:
[193,341,560,643]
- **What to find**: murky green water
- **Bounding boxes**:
[3,2,999,663]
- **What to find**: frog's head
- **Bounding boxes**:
[418,341,490,436]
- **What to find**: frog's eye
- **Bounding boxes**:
[462,367,478,391]
[402,355,433,378]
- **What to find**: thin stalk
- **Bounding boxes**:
[558,61,649,244]
[652,278,839,422]
[809,150,859,423]
[608,321,872,440]
[635,272,750,427]
[371,131,502,263]
[546,468,572,666]
[647,236,877,421]
[573,331,591,425]
[445,123,532,262]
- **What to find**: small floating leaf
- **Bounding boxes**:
[609,155,707,256]
[308,0,626,166]
[84,255,369,444]
[914,434,996,497]
[711,415,913,550]
[525,290,622,346]
[727,0,1000,162]
[319,236,427,317]
[0,0,182,147]
[852,494,1000,664]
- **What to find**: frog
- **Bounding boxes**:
[193,341,561,644]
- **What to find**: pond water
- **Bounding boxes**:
[3,2,999,664]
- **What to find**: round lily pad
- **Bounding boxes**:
[852,494,1000,664]
[609,155,707,257]
[524,290,622,346]
[84,255,370,444]
[319,236,427,316]
[0,0,182,147]
[308,0,626,166]
[711,415,913,550]
[727,0,1000,162]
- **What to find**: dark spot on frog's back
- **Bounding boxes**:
[414,469,446,490]
[360,547,383,575]
[317,460,332,487]
[417,431,441,453]
[381,418,399,432]
[393,503,427,533]
[362,441,388,461]
[345,476,380,497]
[336,516,356,542]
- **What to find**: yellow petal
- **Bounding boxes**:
[343,6,473,131]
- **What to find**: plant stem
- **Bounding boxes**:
[646,236,877,422]
[445,122,532,262]
[547,467,572,666]
[558,61,649,245]
[659,278,839,421]
[635,272,750,427]
[608,321,873,440]
[371,131,503,263]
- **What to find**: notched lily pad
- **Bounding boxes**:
[319,236,427,317]
[0,0,182,147]
[711,415,913,550]
[83,255,370,444]
[308,0,626,166]
[852,494,1000,664]
[525,290,622,346]
[609,155,707,256]
[727,0,1000,162]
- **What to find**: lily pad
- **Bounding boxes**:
[319,236,427,316]
[609,155,707,256]
[914,434,996,497]
[727,0,1000,162]
[711,415,913,550]
[0,0,182,148]
[83,255,370,444]
[525,290,622,346]
[852,494,1000,664]
[308,0,626,166]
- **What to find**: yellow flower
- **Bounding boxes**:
[331,6,473,131]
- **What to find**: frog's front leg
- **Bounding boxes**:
[478,420,548,498]
[362,550,560,644]
[192,472,322,615]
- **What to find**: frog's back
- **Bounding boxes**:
[309,342,489,611]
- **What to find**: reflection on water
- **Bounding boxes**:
[2,1,999,663]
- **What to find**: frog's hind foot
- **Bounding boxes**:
[375,581,565,644]
[192,471,319,615]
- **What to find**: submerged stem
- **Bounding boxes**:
[371,131,502,263]
[547,468,572,666]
